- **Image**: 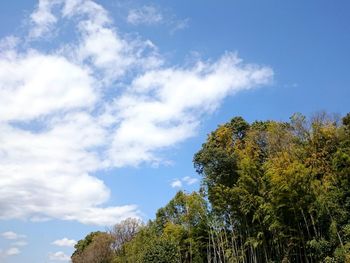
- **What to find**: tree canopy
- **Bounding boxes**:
[72,112,350,263]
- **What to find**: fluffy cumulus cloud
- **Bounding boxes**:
[0,231,28,258]
[171,176,199,188]
[106,54,272,166]
[0,53,96,122]
[52,238,77,248]
[0,0,273,226]
[0,247,22,259]
[171,179,182,188]
[49,251,70,261]
[4,247,20,256]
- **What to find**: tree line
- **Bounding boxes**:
[71,112,350,262]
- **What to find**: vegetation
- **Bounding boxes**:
[72,112,350,262]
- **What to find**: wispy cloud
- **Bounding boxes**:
[1,232,26,240]
[29,0,58,38]
[126,4,189,33]
[170,18,189,34]
[127,5,163,25]
[0,0,273,226]
[52,238,77,248]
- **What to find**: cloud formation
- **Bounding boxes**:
[1,232,26,240]
[127,5,163,25]
[0,247,21,259]
[0,0,273,226]
[183,176,199,185]
[3,247,21,257]
[126,4,189,34]
[0,231,27,259]
[49,251,70,261]
[171,176,199,188]
[171,179,182,188]
[52,238,77,248]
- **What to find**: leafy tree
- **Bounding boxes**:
[142,239,180,263]
[73,112,350,263]
[72,232,114,263]
[193,113,350,262]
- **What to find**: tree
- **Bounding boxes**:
[73,112,350,263]
[155,191,208,262]
[109,218,143,252]
[193,113,350,262]
[142,239,180,263]
[72,232,114,263]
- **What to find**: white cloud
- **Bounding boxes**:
[0,0,273,226]
[0,0,144,226]
[0,111,139,225]
[1,232,27,256]
[29,0,59,38]
[126,5,189,34]
[171,179,182,188]
[0,36,19,50]
[52,238,76,247]
[171,176,199,188]
[127,5,163,25]
[5,247,20,256]
[30,0,162,82]
[183,176,199,185]
[0,53,96,122]
[49,251,70,261]
[107,53,273,166]
[1,232,26,240]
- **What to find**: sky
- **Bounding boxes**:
[0,0,349,262]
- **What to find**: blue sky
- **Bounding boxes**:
[0,0,349,262]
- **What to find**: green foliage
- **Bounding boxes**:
[193,112,350,262]
[72,232,115,263]
[73,112,350,263]
[72,231,103,257]
[142,239,180,263]
[112,224,159,263]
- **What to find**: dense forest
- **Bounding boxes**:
[71,112,350,263]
